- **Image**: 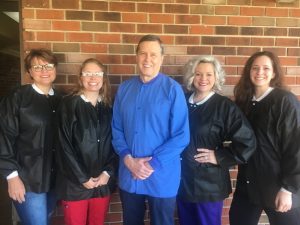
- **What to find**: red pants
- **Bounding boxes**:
[62,196,110,225]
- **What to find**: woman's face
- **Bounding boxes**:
[80,62,103,93]
[29,57,56,87]
[193,62,216,96]
[250,55,275,90]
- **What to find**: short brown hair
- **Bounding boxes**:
[136,34,164,55]
[24,48,58,73]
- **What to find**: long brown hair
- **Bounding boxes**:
[75,58,111,106]
[234,51,284,115]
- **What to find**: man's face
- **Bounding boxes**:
[136,41,164,83]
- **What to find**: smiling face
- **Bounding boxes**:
[193,62,216,97]
[136,41,164,83]
[80,62,103,94]
[30,57,56,88]
[250,55,274,93]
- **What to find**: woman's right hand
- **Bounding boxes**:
[275,190,292,212]
[7,176,26,203]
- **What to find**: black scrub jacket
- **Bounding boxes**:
[0,84,61,193]
[56,95,118,201]
[178,93,256,203]
[236,88,300,209]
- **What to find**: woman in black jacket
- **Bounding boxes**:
[177,55,256,225]
[229,51,300,225]
[56,58,118,225]
[0,49,61,225]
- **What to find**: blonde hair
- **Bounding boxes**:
[183,55,225,92]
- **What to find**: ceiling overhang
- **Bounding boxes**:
[0,0,19,58]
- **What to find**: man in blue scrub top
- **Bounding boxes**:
[112,34,190,225]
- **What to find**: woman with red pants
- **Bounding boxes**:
[56,58,118,225]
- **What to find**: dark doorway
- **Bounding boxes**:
[0,1,20,225]
[0,0,20,97]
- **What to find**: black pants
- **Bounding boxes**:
[229,191,300,225]
[119,189,176,225]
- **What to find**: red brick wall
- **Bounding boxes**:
[20,1,300,225]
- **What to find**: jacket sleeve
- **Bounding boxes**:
[101,106,119,178]
[215,101,256,168]
[278,93,300,193]
[56,99,89,184]
[102,144,119,178]
[0,91,21,178]
[149,84,190,170]
[111,90,131,159]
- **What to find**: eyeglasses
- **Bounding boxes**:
[31,64,55,72]
[81,71,104,77]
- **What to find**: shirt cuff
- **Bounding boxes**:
[149,157,162,171]
[102,171,110,177]
[120,149,131,159]
[7,171,18,180]
[280,187,292,195]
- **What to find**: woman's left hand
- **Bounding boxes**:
[94,172,110,187]
[275,190,292,213]
[194,148,218,164]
